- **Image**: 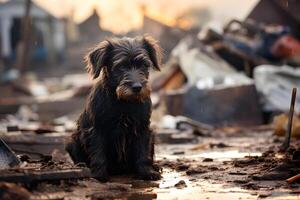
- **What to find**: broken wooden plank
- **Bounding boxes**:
[1,133,66,157]
[0,168,91,183]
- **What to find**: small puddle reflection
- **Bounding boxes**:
[154,169,300,200]
[155,168,255,200]
[157,149,262,161]
[159,168,189,189]
[154,148,299,200]
[198,150,262,161]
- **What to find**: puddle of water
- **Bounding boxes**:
[157,149,262,161]
[154,169,300,200]
[198,150,262,161]
[159,168,190,189]
[155,169,255,200]
[153,143,300,200]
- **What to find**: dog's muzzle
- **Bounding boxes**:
[116,81,150,102]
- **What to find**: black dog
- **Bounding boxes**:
[66,36,162,181]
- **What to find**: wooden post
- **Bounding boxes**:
[281,88,297,151]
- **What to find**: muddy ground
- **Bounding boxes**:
[1,127,300,200]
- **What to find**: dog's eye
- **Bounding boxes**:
[119,67,127,71]
[121,65,132,71]
[113,66,127,73]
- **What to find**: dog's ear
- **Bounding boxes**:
[85,40,111,79]
[143,36,162,71]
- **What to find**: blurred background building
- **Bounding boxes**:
[0,0,66,66]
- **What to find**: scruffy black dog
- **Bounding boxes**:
[66,36,162,181]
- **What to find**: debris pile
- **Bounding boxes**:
[152,3,300,126]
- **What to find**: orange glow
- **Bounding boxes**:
[32,0,259,33]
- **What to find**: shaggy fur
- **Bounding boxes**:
[65,36,162,181]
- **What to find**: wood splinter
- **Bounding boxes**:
[286,173,300,184]
[281,88,297,151]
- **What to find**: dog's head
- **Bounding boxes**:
[85,36,162,102]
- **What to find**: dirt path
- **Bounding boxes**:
[13,129,298,200]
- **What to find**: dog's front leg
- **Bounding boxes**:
[86,129,109,182]
[134,129,161,180]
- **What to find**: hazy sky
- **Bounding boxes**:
[33,0,259,33]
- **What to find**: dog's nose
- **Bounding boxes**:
[131,83,142,93]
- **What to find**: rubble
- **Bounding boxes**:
[254,65,300,112]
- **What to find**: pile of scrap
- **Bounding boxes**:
[153,33,264,126]
[0,103,76,157]
[0,79,81,187]
[153,0,300,127]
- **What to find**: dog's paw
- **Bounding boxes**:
[92,169,109,182]
[137,168,161,180]
[152,163,162,172]
[94,175,109,182]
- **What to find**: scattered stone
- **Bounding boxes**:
[186,168,207,175]
[209,142,230,148]
[203,158,213,162]
[173,151,185,155]
[174,180,187,189]
[208,166,219,170]
[176,163,190,171]
[258,191,272,198]
[233,179,249,184]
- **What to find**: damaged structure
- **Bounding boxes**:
[0,0,66,64]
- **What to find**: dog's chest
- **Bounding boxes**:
[105,101,151,163]
[115,100,150,121]
[108,102,150,136]
[118,114,140,134]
